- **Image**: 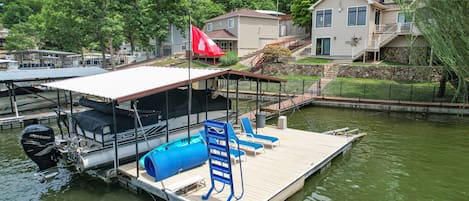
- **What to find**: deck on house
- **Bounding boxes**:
[118,126,363,201]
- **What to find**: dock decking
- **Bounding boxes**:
[118,126,363,201]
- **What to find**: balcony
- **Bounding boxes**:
[374,23,420,35]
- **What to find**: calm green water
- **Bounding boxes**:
[279,107,469,201]
[1,107,468,201]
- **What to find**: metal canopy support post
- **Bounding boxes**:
[187,83,192,144]
[256,79,259,133]
[205,80,208,120]
[235,79,239,124]
[11,82,19,117]
[56,89,63,137]
[256,79,259,114]
[278,82,282,116]
[165,91,169,143]
[112,100,119,171]
[132,100,139,178]
[226,75,230,122]
[69,91,73,137]
[7,83,14,114]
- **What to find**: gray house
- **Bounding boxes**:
[309,0,429,64]
[204,9,279,57]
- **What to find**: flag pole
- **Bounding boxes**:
[187,2,192,143]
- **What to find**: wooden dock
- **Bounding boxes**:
[240,93,314,120]
[117,126,364,201]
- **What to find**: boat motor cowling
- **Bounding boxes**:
[21,125,59,171]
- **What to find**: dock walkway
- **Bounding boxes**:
[118,126,364,201]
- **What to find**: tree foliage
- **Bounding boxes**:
[291,0,316,33]
[213,0,276,12]
[264,45,291,62]
[399,0,469,101]
[1,0,43,28]
[0,0,299,67]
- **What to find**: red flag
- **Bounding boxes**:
[191,25,225,57]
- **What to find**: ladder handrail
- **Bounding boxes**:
[202,120,244,201]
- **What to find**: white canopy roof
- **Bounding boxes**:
[42,66,226,103]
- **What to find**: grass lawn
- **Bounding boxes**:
[295,57,331,64]
[351,60,413,66]
[221,75,319,94]
[274,75,320,81]
[224,63,250,71]
[176,61,211,68]
[152,57,185,66]
[322,78,460,102]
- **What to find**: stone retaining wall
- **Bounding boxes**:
[263,63,443,82]
[336,65,442,82]
[263,63,324,76]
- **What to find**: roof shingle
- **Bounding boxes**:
[205,9,278,22]
[206,29,237,40]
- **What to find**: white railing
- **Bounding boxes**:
[376,23,415,34]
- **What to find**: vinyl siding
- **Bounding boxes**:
[238,17,279,57]
[311,0,371,56]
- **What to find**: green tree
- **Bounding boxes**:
[190,0,225,28]
[5,13,45,50]
[1,0,42,28]
[291,0,316,34]
[213,0,276,12]
[278,0,293,14]
[399,0,469,101]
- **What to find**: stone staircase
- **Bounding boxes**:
[323,64,339,79]
[308,64,339,95]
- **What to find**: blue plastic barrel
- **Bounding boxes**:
[144,140,208,181]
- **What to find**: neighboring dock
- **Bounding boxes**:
[117,126,365,201]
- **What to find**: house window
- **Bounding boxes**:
[316,9,332,28]
[228,19,235,28]
[217,41,234,51]
[397,12,411,23]
[207,23,213,32]
[348,6,367,26]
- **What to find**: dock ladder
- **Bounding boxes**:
[202,120,244,201]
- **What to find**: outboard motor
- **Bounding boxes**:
[21,125,59,171]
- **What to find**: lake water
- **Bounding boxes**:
[1,107,468,201]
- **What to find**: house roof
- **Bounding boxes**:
[206,9,278,23]
[42,66,286,103]
[279,14,292,21]
[255,10,286,16]
[7,49,76,56]
[206,29,237,40]
[309,0,388,10]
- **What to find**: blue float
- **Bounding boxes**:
[142,135,208,181]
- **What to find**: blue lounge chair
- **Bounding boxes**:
[199,130,247,163]
[226,123,265,155]
[240,117,280,148]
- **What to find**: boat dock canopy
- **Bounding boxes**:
[0,59,18,63]
[42,66,287,103]
[0,67,107,83]
[6,49,76,55]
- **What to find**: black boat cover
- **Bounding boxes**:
[74,88,230,134]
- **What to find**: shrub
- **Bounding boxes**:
[263,45,292,62]
[219,51,238,66]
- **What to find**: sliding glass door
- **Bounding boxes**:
[316,38,331,55]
